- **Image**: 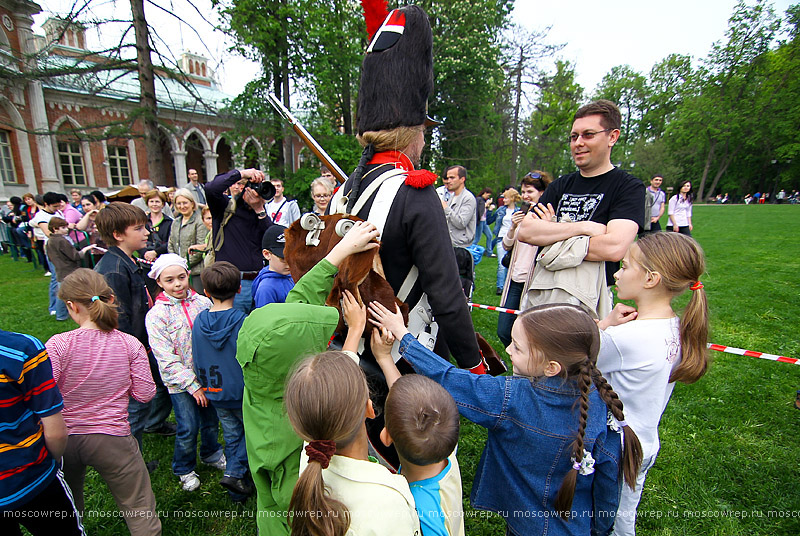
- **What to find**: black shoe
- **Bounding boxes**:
[496,288,502,295]
[219,475,254,496]
[146,460,160,473]
[144,421,177,436]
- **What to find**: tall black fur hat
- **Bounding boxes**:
[356,3,434,136]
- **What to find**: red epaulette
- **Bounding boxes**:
[404,169,437,189]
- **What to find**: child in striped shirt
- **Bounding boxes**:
[46,268,161,535]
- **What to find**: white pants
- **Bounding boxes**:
[612,452,658,536]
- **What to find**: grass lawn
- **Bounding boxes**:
[2,204,799,535]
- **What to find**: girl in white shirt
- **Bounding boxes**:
[667,180,694,236]
[285,351,420,536]
[596,232,709,536]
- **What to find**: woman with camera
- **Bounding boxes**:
[496,171,552,346]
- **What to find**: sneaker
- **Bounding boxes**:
[179,471,201,491]
[44,271,51,276]
[144,421,177,436]
[204,453,226,471]
[50,311,56,316]
[219,475,254,496]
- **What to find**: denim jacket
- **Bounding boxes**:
[398,334,622,536]
[94,246,150,349]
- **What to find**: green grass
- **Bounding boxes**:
[2,204,800,535]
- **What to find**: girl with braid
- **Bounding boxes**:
[597,232,709,536]
[370,301,642,536]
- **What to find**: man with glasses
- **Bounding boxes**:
[518,100,644,309]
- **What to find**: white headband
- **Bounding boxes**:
[147,253,188,280]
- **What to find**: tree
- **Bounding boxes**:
[667,0,780,200]
[419,0,514,176]
[500,24,563,183]
[521,60,584,178]
[130,0,166,185]
[593,65,648,165]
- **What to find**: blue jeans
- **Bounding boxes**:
[215,406,248,479]
[233,278,253,314]
[170,391,223,476]
[128,396,150,454]
[496,242,509,290]
[46,254,68,320]
[473,220,494,252]
[497,280,524,347]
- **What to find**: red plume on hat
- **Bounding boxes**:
[361,0,389,41]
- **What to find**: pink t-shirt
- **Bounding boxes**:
[47,328,155,436]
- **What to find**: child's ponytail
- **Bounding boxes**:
[672,281,708,383]
[289,448,349,536]
[285,352,370,536]
[635,233,709,384]
[58,268,118,332]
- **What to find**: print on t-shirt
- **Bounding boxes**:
[556,193,605,222]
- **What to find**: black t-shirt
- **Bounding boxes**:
[539,167,645,285]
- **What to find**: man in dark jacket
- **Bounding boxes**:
[205,168,273,313]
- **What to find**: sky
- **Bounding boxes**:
[514,0,795,92]
[33,0,796,98]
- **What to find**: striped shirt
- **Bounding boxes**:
[0,330,63,511]
[46,328,155,436]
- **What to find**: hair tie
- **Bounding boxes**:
[616,420,628,428]
[570,450,596,476]
[690,281,703,291]
[305,440,337,469]
[91,296,100,302]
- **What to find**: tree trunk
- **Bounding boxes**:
[510,48,523,185]
[130,0,165,186]
[696,138,715,202]
[705,143,738,199]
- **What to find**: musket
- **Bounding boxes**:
[266,94,349,185]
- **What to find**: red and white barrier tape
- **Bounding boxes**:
[707,344,799,366]
[469,302,521,315]
[468,302,798,365]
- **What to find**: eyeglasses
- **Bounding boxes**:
[524,172,542,179]
[569,128,614,143]
[313,193,332,200]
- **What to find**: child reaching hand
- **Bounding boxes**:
[370,301,643,536]
[596,232,709,536]
[370,327,465,536]
[235,221,381,535]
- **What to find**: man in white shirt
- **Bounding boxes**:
[131,180,153,212]
[265,178,300,227]
[645,175,666,233]
[186,169,206,205]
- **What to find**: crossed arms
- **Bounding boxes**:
[517,203,639,262]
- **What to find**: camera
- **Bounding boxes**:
[245,180,276,201]
[519,201,531,214]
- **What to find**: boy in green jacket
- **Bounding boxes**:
[236,221,379,534]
